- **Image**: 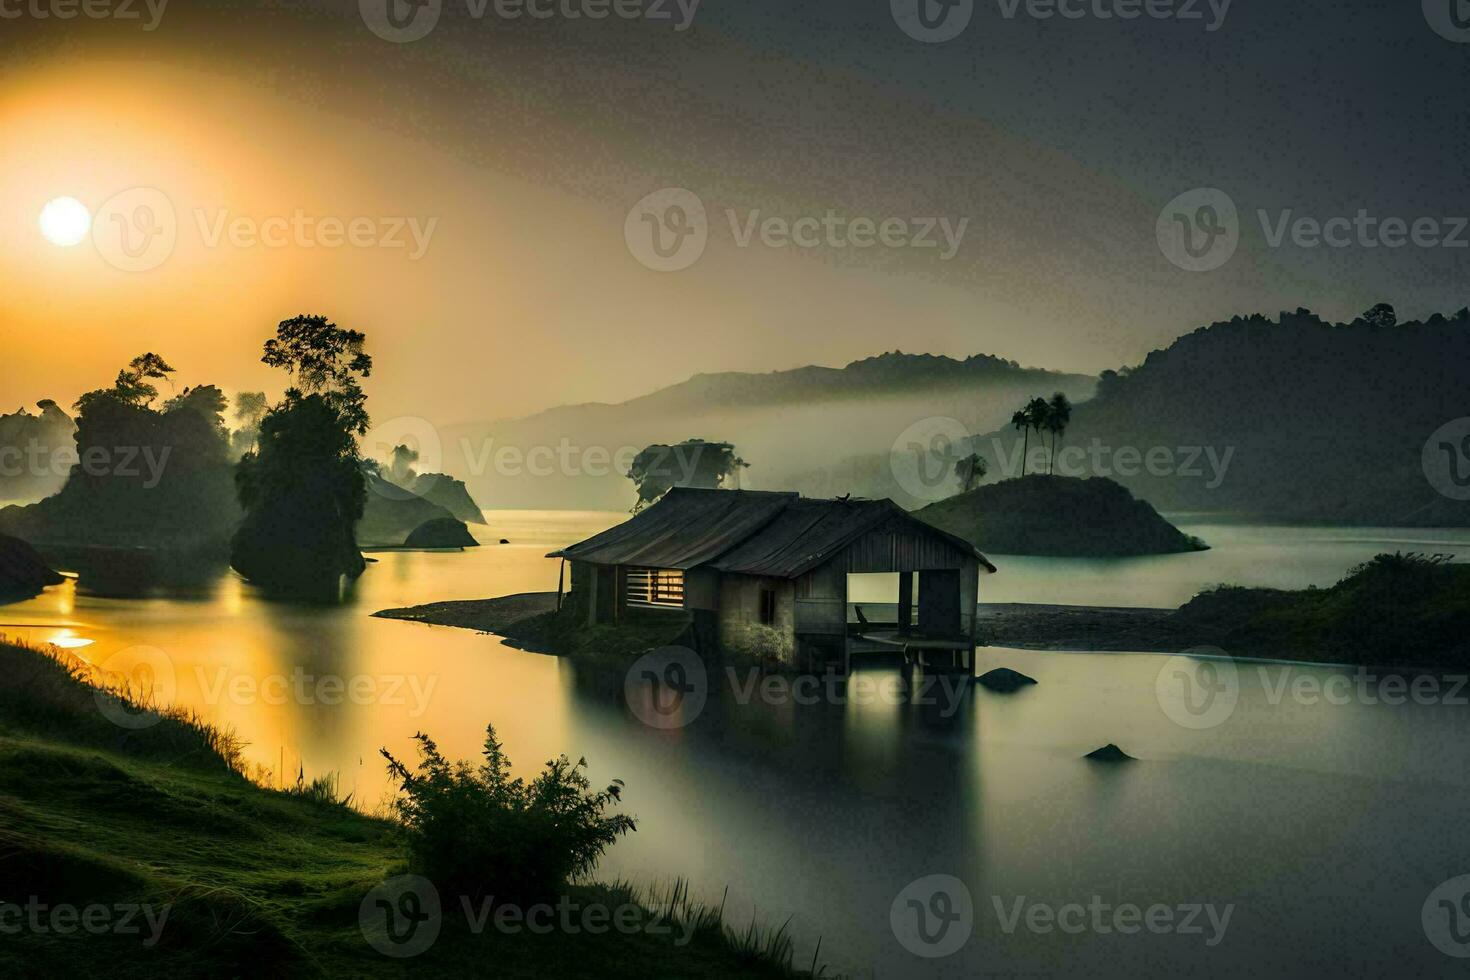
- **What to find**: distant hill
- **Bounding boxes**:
[965,306,1470,526]
[439,352,1093,511]
[812,307,1470,525]
[913,475,1207,557]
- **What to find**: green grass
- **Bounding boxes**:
[1175,552,1470,666]
[0,638,832,978]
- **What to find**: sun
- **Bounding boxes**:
[39,196,92,247]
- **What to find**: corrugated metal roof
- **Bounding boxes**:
[546,488,795,569]
[548,487,995,577]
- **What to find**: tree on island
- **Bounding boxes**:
[1010,410,1030,475]
[954,452,987,493]
[1044,392,1072,473]
[231,316,373,597]
[0,355,238,548]
[74,352,177,415]
[1007,392,1073,476]
[627,439,748,512]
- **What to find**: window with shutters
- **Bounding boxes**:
[625,567,685,608]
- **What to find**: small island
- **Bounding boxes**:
[914,474,1207,557]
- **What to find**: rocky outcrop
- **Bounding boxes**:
[411,473,486,524]
[357,472,459,547]
[403,518,479,549]
[0,534,65,599]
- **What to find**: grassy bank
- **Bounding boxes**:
[0,638,828,978]
[1169,552,1470,666]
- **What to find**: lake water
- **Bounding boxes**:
[4,514,1470,978]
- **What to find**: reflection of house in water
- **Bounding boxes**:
[548,488,996,672]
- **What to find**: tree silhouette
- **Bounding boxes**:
[627,439,748,511]
[231,316,372,596]
[1010,410,1030,476]
[261,315,373,435]
[954,452,987,493]
[75,352,177,413]
[1023,397,1051,475]
[1045,392,1072,473]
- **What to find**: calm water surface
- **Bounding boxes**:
[4,513,1470,978]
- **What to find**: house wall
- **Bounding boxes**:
[794,557,847,635]
[718,573,796,663]
[844,520,973,573]
[684,567,720,611]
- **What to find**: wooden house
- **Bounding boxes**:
[547,488,996,672]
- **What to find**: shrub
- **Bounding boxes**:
[381,725,636,903]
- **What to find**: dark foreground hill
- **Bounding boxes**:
[914,475,1207,556]
[0,638,820,978]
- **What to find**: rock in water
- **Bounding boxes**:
[977,667,1037,692]
[1084,743,1135,762]
[404,518,479,549]
[0,533,64,599]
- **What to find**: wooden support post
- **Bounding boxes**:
[897,572,913,635]
[556,558,565,612]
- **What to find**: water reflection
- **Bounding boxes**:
[2,514,1470,976]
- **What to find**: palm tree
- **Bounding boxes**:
[1010,410,1030,475]
[1024,397,1051,476]
[1045,392,1072,474]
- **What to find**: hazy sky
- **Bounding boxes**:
[2,0,1466,427]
